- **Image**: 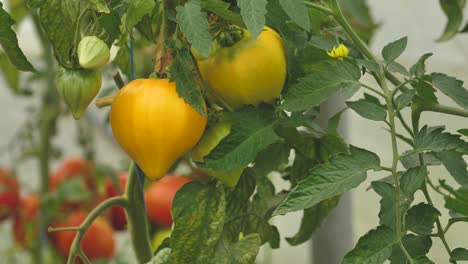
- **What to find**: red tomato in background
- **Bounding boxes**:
[51,211,115,262]
[145,175,191,227]
[13,194,39,248]
[50,158,94,191]
[0,168,20,221]
[105,172,128,230]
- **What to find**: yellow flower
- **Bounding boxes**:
[327,44,349,60]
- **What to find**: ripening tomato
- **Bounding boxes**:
[105,172,127,230]
[13,194,39,248]
[51,211,115,262]
[195,26,287,109]
[0,168,20,221]
[50,158,94,191]
[110,78,207,180]
[145,175,191,226]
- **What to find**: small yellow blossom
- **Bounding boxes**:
[327,44,349,60]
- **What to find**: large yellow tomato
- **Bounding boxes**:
[196,27,287,109]
[110,79,207,180]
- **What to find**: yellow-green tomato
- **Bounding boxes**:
[195,27,287,109]
[151,228,171,251]
[191,118,244,188]
[78,36,110,69]
[110,79,207,180]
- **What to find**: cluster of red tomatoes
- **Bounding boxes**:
[0,158,191,262]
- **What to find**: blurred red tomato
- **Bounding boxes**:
[51,211,115,262]
[105,171,128,230]
[0,168,20,221]
[50,158,94,191]
[145,175,191,227]
[13,194,39,248]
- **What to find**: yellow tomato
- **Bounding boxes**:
[151,228,171,251]
[110,79,207,180]
[196,27,287,109]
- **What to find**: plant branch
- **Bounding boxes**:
[420,103,468,118]
[303,1,335,15]
[360,82,386,97]
[95,95,116,108]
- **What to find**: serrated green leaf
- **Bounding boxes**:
[405,203,441,235]
[413,126,468,154]
[0,53,20,93]
[169,46,206,116]
[431,73,468,109]
[317,133,349,163]
[201,106,280,171]
[342,226,396,264]
[200,0,245,27]
[445,187,468,216]
[388,61,410,76]
[147,248,172,264]
[436,151,468,188]
[356,59,380,72]
[98,6,122,46]
[400,152,441,169]
[281,61,361,112]
[400,166,427,195]
[382,37,407,63]
[123,0,155,30]
[88,0,110,13]
[279,0,310,31]
[451,248,468,261]
[177,0,212,57]
[0,3,35,72]
[413,75,438,104]
[410,53,433,78]
[437,0,464,41]
[171,182,225,263]
[347,100,387,121]
[372,181,405,229]
[395,89,416,111]
[286,196,340,246]
[237,0,267,38]
[389,235,432,264]
[212,234,261,264]
[273,146,380,216]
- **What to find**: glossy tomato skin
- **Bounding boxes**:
[196,27,286,109]
[52,211,115,262]
[145,175,191,226]
[110,79,207,180]
[0,169,20,221]
[13,194,39,248]
[105,172,128,230]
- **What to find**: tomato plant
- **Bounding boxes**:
[1,0,467,263]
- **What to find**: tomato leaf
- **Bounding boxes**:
[451,248,468,261]
[281,61,361,112]
[273,146,380,216]
[413,126,468,154]
[171,181,225,263]
[200,0,245,27]
[436,151,468,188]
[437,0,464,41]
[123,0,155,30]
[87,0,110,13]
[405,203,441,235]
[372,180,410,229]
[342,226,396,264]
[0,3,35,72]
[278,0,310,31]
[346,100,387,121]
[286,196,340,246]
[169,45,206,117]
[400,166,427,195]
[382,36,407,64]
[212,234,261,264]
[0,53,20,93]
[409,53,433,78]
[389,235,432,263]
[176,0,212,57]
[445,187,468,216]
[147,248,172,264]
[431,73,468,110]
[200,106,280,171]
[394,89,416,111]
[237,0,267,38]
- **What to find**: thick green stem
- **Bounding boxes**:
[124,163,153,263]
[420,103,468,118]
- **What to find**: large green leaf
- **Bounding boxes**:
[0,2,35,72]
[437,0,464,41]
[436,151,468,188]
[400,166,427,195]
[147,248,172,264]
[286,196,340,246]
[212,234,261,264]
[171,182,225,263]
[451,248,468,261]
[281,61,361,112]
[431,73,468,110]
[278,0,310,31]
[445,187,468,216]
[273,146,380,216]
[394,89,416,111]
[346,100,387,121]
[123,0,155,30]
[201,106,280,171]
[372,181,406,229]
[237,0,267,38]
[413,126,468,154]
[389,235,432,264]
[405,203,441,235]
[169,45,206,116]
[382,37,407,64]
[177,0,212,57]
[342,226,396,264]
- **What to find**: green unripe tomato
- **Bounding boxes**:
[78,36,110,69]
[56,68,102,120]
[151,228,171,251]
